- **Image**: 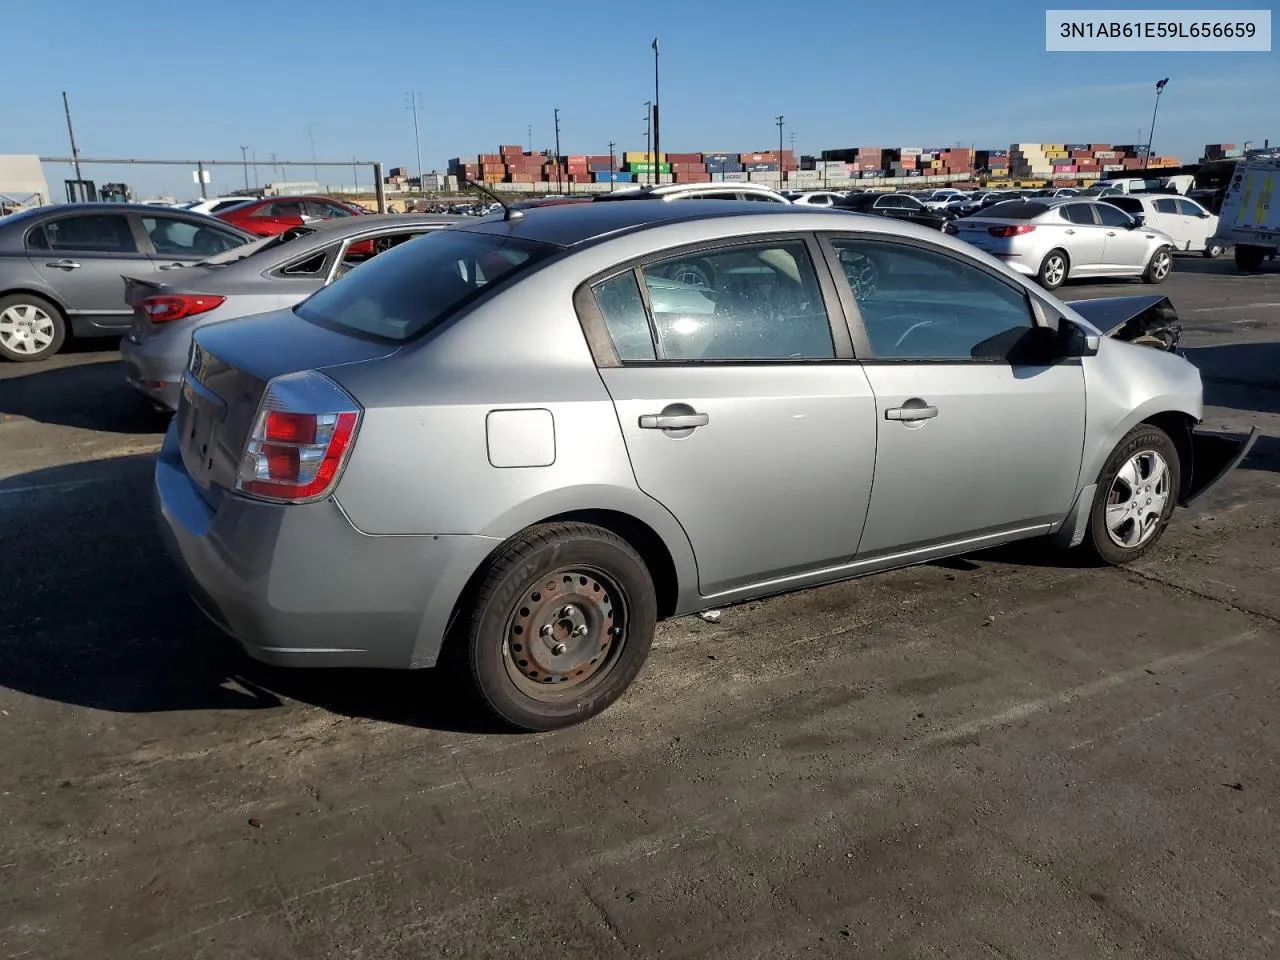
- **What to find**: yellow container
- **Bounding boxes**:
[623,151,666,163]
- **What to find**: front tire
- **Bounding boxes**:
[0,293,66,362]
[1037,250,1069,290]
[1202,242,1224,259]
[1142,246,1173,284]
[461,522,658,731]
[1084,424,1180,565]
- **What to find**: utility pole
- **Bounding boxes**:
[1143,78,1169,171]
[528,123,533,153]
[251,150,259,189]
[608,140,616,192]
[406,92,424,198]
[61,91,82,182]
[553,107,562,194]
[651,38,660,171]
[270,152,278,180]
[776,115,785,188]
[240,146,249,191]
[644,101,652,186]
[353,156,359,192]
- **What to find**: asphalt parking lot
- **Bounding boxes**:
[2,257,1279,959]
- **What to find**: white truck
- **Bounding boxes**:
[1209,151,1280,271]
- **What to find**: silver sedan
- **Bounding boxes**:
[154,201,1255,731]
[120,213,464,410]
[946,197,1177,290]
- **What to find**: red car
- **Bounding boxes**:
[215,195,369,237]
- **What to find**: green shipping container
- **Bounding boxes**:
[627,162,671,174]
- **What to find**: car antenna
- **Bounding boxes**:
[464,178,523,221]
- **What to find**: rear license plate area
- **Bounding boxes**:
[179,377,225,487]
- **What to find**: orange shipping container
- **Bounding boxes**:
[500,144,522,154]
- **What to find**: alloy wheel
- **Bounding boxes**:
[1105,450,1170,548]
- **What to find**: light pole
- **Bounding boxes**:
[608,140,616,192]
[308,124,318,183]
[405,92,424,197]
[643,101,653,186]
[651,38,660,170]
[553,107,562,195]
[240,145,249,191]
[1143,78,1169,171]
[776,115,785,188]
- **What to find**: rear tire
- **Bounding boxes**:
[460,522,658,732]
[1084,424,1180,566]
[1235,244,1266,272]
[1037,250,1069,290]
[1142,246,1173,284]
[0,292,66,362]
[1202,242,1224,259]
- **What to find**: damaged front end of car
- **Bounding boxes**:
[1068,294,1183,352]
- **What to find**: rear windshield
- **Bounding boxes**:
[295,229,557,342]
[981,200,1050,220]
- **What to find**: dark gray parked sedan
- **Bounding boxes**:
[0,203,253,361]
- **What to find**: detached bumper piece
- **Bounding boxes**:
[1180,426,1260,508]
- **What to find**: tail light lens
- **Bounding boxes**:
[235,371,361,504]
[138,294,226,323]
[987,224,1036,237]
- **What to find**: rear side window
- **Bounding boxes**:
[28,214,136,253]
[295,230,556,341]
[1062,204,1099,225]
[983,200,1050,220]
[1103,197,1144,216]
[592,272,655,360]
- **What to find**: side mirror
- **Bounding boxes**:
[1129,214,1144,228]
[1058,317,1100,357]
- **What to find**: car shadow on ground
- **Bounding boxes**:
[0,455,511,734]
[1183,340,1280,416]
[0,355,170,434]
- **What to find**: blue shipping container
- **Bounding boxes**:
[705,160,744,173]
[594,171,632,183]
[745,163,778,172]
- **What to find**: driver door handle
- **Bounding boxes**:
[46,259,81,270]
[1106,231,1118,237]
[639,412,709,430]
[1064,229,1075,235]
[885,404,938,422]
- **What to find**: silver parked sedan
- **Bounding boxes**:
[120,213,464,409]
[155,202,1255,731]
[945,197,1177,290]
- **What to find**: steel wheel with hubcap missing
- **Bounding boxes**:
[0,294,65,362]
[461,521,657,731]
[1038,251,1068,290]
[504,567,627,700]
[1143,247,1172,283]
[1084,423,1180,565]
[1203,242,1224,259]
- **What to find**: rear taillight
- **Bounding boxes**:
[987,224,1036,237]
[139,294,226,323]
[235,371,361,504]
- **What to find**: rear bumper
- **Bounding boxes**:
[1180,426,1260,508]
[153,424,499,669]
[120,336,184,410]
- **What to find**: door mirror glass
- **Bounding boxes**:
[1057,317,1099,357]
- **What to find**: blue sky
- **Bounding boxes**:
[2,0,1275,199]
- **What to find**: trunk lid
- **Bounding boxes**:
[176,309,398,506]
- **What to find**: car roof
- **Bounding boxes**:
[292,212,467,234]
[453,200,891,248]
[3,202,240,217]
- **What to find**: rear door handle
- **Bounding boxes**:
[1106,231,1118,237]
[46,259,80,270]
[639,412,709,430]
[885,405,938,421]
[1063,229,1075,235]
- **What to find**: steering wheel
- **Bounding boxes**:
[836,249,880,300]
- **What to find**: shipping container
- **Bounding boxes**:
[745,162,779,172]
[722,172,749,182]
[624,151,665,163]
[499,145,522,154]
[589,163,614,173]
[748,171,780,183]
[665,152,701,164]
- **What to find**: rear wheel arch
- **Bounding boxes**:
[1,287,70,320]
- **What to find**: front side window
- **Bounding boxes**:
[830,238,1037,361]
[296,230,555,342]
[1094,203,1133,228]
[30,214,136,254]
[1174,198,1206,217]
